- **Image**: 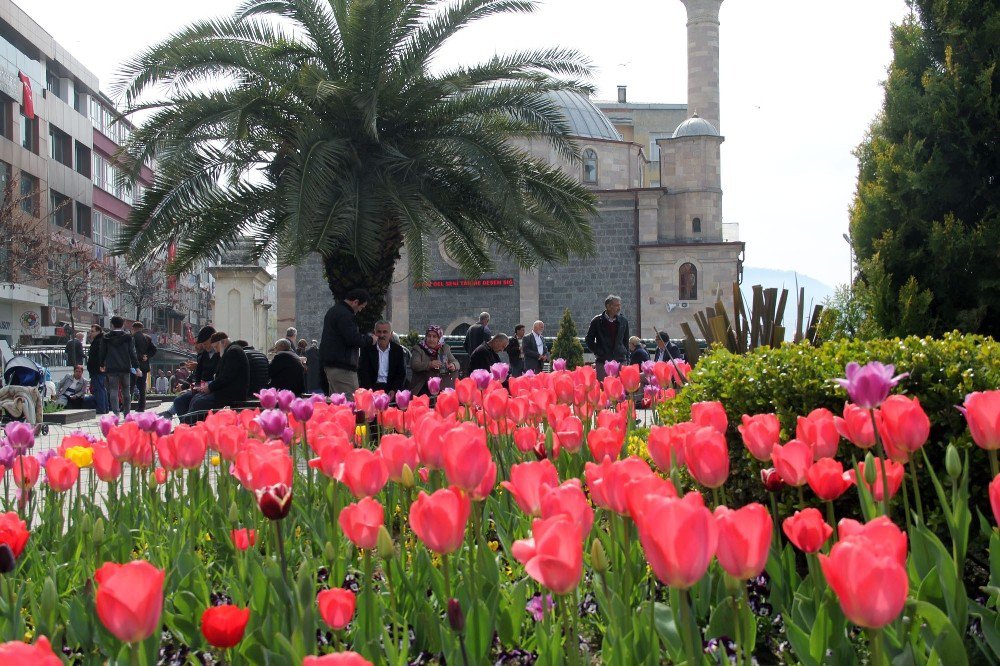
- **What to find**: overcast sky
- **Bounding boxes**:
[31,0,911,288]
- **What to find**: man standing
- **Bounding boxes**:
[86,324,107,414]
[65,332,84,367]
[358,320,407,398]
[54,365,91,408]
[131,322,157,411]
[463,312,492,361]
[285,327,297,348]
[187,331,249,420]
[154,369,170,394]
[469,333,509,373]
[320,288,375,396]
[585,295,630,380]
[100,316,139,416]
[523,320,548,373]
[507,324,525,377]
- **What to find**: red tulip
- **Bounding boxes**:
[962,390,1000,450]
[553,416,584,454]
[539,480,595,536]
[819,531,908,628]
[409,486,471,554]
[834,403,876,449]
[714,503,772,579]
[154,467,168,485]
[107,421,142,461]
[991,474,1000,527]
[12,456,39,489]
[234,441,294,491]
[619,365,642,393]
[435,389,460,417]
[340,448,389,498]
[691,401,727,435]
[587,427,624,462]
[511,516,584,595]
[309,436,353,481]
[837,516,907,566]
[172,425,208,469]
[624,474,678,522]
[0,512,29,558]
[770,440,812,486]
[875,395,930,462]
[255,483,292,520]
[684,426,730,489]
[94,560,165,643]
[806,458,854,501]
[796,408,839,459]
[596,408,627,436]
[92,444,123,482]
[317,588,356,630]
[201,605,250,648]
[303,652,374,666]
[442,422,493,492]
[155,435,179,471]
[602,376,624,402]
[635,491,717,589]
[0,636,61,665]
[646,422,695,471]
[782,508,832,553]
[514,426,541,453]
[339,497,384,549]
[230,528,257,551]
[377,434,418,483]
[760,467,784,492]
[853,458,904,501]
[585,456,653,515]
[44,456,79,492]
[501,460,559,517]
[738,413,781,462]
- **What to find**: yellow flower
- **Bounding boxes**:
[488,540,499,552]
[210,455,221,466]
[64,446,93,468]
[355,425,368,439]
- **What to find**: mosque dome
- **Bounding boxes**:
[672,114,720,138]
[546,90,622,141]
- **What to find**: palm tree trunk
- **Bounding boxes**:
[321,227,403,332]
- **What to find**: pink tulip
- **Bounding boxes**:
[511,516,584,595]
[714,503,772,580]
[635,491,717,589]
[501,460,559,517]
[738,413,781,462]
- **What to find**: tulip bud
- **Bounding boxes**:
[863,452,877,485]
[377,525,395,560]
[401,464,415,489]
[591,539,610,575]
[41,576,58,628]
[945,444,961,481]
[147,470,158,489]
[81,514,93,535]
[0,544,15,574]
[228,502,240,524]
[447,598,465,632]
[324,541,336,562]
[93,517,105,546]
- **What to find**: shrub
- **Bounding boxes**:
[550,308,585,369]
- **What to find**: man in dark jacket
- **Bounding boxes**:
[86,324,108,414]
[100,316,140,416]
[130,322,157,411]
[585,295,630,380]
[507,324,525,377]
[187,331,249,420]
[320,288,375,396]
[161,326,218,420]
[234,341,269,396]
[523,320,549,373]
[358,320,407,398]
[65,332,85,367]
[269,339,306,394]
[469,334,509,374]
[463,312,492,358]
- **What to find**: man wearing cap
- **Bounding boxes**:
[187,331,249,420]
[160,326,219,420]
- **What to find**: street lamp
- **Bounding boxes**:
[842,233,853,292]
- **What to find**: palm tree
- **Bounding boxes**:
[113,0,598,329]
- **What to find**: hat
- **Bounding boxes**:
[657,332,670,343]
[196,326,216,344]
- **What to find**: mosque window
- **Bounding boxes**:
[679,263,698,301]
[692,217,702,233]
[583,149,598,183]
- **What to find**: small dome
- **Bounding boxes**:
[672,114,719,138]
[545,90,623,141]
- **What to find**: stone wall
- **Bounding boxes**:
[291,254,336,344]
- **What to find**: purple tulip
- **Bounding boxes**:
[154,417,172,437]
[309,393,328,404]
[395,390,412,410]
[526,594,555,621]
[490,363,510,383]
[3,422,34,451]
[276,390,296,412]
[35,449,56,466]
[0,444,15,468]
[99,414,119,438]
[280,428,294,445]
[329,393,347,406]
[552,358,567,372]
[523,370,536,378]
[641,360,656,378]
[372,392,391,413]
[603,360,621,378]
[131,411,159,433]
[255,409,288,439]
[470,369,491,391]
[835,361,908,410]
[643,384,660,401]
[290,398,314,422]
[427,376,442,395]
[70,430,99,444]
[256,388,279,410]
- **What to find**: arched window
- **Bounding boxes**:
[679,263,698,301]
[583,149,598,183]
[692,217,702,233]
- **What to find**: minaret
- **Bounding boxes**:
[680,0,723,132]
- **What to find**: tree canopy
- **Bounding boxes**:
[850,0,1000,336]
[113,0,599,327]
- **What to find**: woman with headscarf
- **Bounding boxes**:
[409,325,459,395]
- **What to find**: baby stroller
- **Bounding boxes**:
[0,355,46,431]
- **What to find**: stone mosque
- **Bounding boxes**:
[279,0,742,343]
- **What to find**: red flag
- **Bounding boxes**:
[167,242,177,291]
[17,72,34,119]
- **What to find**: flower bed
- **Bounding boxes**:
[0,358,997,664]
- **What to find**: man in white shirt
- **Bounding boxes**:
[358,320,407,397]
[154,369,171,394]
[523,320,549,373]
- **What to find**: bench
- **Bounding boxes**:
[46,409,96,425]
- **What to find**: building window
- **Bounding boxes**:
[0,94,12,141]
[583,149,598,183]
[92,210,122,249]
[45,70,61,99]
[49,125,72,167]
[20,111,38,153]
[50,191,72,230]
[76,202,91,237]
[679,263,698,301]
[692,217,702,233]
[75,142,91,177]
[19,171,38,216]
[0,161,10,209]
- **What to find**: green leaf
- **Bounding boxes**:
[913,600,969,666]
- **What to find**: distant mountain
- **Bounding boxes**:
[739,267,836,339]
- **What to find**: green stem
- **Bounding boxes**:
[274,520,290,597]
[677,588,702,666]
[560,595,577,666]
[732,583,744,666]
[648,576,658,664]
[825,501,837,548]
[768,492,783,554]
[869,409,892,518]
[868,628,884,665]
[990,450,999,479]
[129,643,141,666]
[806,553,823,612]
[364,549,374,656]
[908,460,924,524]
[442,553,453,602]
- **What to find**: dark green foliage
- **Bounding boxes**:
[113,0,599,329]
[850,2,1000,336]
[550,308,585,369]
